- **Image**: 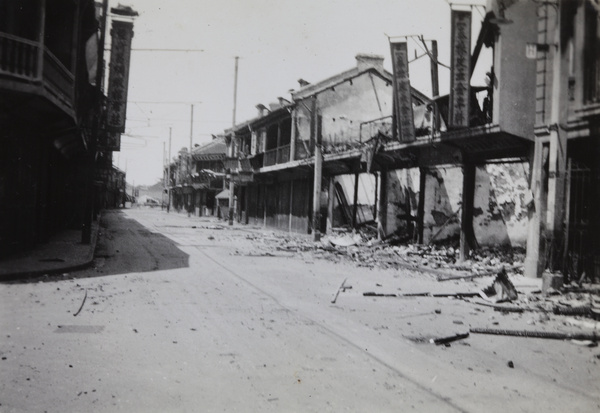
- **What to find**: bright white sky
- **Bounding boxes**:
[112,0,489,186]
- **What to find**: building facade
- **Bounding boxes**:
[524,0,600,281]
[0,1,135,256]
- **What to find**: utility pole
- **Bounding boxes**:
[228,56,239,226]
[188,104,194,216]
[311,97,322,242]
[167,127,172,213]
[430,40,439,98]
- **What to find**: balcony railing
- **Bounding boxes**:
[263,148,278,167]
[263,144,291,167]
[359,116,393,142]
[0,32,74,111]
[277,144,290,163]
[295,140,312,160]
[0,33,40,80]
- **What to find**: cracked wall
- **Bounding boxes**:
[383,162,529,247]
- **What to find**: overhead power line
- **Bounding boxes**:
[128,101,202,104]
[132,48,205,52]
[105,48,205,52]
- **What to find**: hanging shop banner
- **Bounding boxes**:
[390,41,415,142]
[106,20,134,135]
[449,10,471,128]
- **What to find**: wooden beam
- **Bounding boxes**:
[378,168,388,240]
[417,167,427,244]
[459,162,478,261]
[352,172,359,228]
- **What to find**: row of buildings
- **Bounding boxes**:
[0,1,134,257]
[164,0,599,282]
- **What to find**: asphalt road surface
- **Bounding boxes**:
[1,208,598,412]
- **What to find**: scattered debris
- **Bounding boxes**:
[570,340,598,347]
[331,278,348,304]
[73,289,88,317]
[470,327,599,341]
[479,267,518,303]
[542,272,564,294]
[507,360,514,368]
[429,332,469,345]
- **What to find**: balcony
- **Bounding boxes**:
[295,141,312,160]
[0,32,75,117]
[263,144,290,167]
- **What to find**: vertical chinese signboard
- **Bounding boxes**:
[449,10,471,128]
[106,20,134,136]
[390,42,415,142]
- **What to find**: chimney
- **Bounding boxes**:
[297,78,310,87]
[355,53,384,71]
[255,103,268,117]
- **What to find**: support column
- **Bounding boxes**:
[312,146,323,241]
[377,168,388,240]
[352,171,359,228]
[417,167,427,244]
[459,162,477,262]
[544,1,569,271]
[228,175,235,225]
[289,180,294,232]
[290,111,297,162]
[326,178,335,233]
[311,97,322,241]
[373,172,379,219]
[545,128,567,270]
[524,141,547,277]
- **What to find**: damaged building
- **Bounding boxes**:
[170,0,598,284]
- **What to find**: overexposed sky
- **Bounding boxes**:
[112,0,488,186]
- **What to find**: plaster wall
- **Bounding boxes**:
[294,73,392,149]
[383,163,530,247]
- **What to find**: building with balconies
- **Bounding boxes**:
[224,54,430,233]
[0,1,136,256]
[190,137,227,216]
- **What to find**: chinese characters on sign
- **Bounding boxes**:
[106,20,134,137]
[449,10,471,128]
[390,42,415,142]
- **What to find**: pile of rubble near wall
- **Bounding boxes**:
[271,227,525,276]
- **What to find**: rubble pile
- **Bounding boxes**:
[244,226,525,278]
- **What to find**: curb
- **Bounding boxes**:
[0,218,101,282]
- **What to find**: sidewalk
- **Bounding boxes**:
[0,220,100,281]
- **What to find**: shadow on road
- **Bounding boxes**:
[5,210,190,284]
